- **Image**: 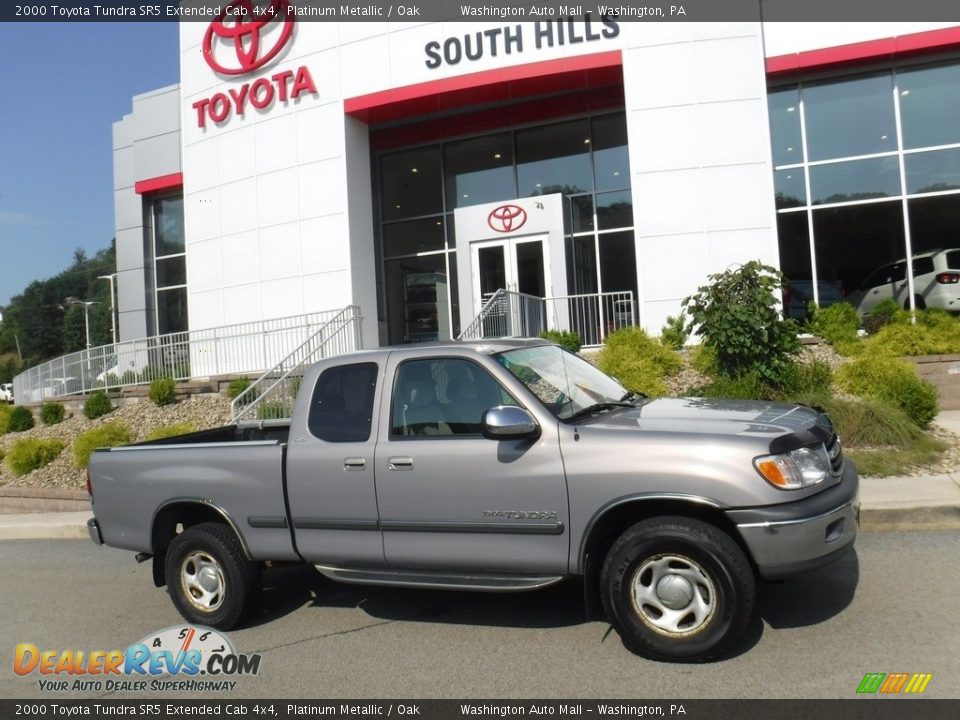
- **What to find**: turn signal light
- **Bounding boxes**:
[935,272,960,284]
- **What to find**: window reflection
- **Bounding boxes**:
[809,157,901,205]
[898,63,960,149]
[444,134,516,210]
[384,256,450,344]
[777,212,814,319]
[592,114,630,192]
[768,87,803,167]
[774,169,806,209]
[516,119,593,196]
[812,201,906,299]
[381,147,442,221]
[804,74,896,162]
[905,148,960,194]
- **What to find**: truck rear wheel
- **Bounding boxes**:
[600,517,755,662]
[164,522,261,630]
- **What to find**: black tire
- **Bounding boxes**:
[600,516,755,662]
[164,522,261,630]
[913,295,926,311]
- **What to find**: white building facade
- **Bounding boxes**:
[113,15,960,352]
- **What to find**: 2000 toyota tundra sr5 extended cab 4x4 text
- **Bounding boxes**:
[87,339,859,661]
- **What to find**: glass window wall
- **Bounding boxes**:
[377,112,635,344]
[769,60,960,318]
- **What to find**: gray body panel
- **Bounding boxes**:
[88,339,858,587]
[89,440,297,561]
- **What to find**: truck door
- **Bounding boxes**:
[286,360,386,566]
[373,355,569,574]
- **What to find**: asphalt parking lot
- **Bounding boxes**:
[1,531,958,700]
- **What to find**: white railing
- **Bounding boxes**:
[231,306,363,423]
[457,290,546,341]
[458,290,635,348]
[543,291,636,347]
[12,308,354,404]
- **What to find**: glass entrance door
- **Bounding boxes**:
[470,236,548,313]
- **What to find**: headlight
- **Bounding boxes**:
[754,444,831,490]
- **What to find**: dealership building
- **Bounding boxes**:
[112,14,960,355]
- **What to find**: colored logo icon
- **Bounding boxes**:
[487,205,528,233]
[203,0,295,76]
[856,672,932,694]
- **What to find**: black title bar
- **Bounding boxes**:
[4,0,960,23]
[1,700,959,720]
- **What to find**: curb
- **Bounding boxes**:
[0,512,92,540]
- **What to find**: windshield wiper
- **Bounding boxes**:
[566,401,636,423]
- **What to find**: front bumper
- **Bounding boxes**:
[726,462,860,581]
[87,517,104,546]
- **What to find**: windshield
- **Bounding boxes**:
[496,345,633,421]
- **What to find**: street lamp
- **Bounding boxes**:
[61,297,99,350]
[98,274,117,344]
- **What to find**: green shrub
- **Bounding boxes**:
[836,355,938,427]
[807,302,861,354]
[538,330,582,354]
[74,422,131,468]
[597,327,682,397]
[867,309,960,356]
[689,344,717,376]
[862,299,900,334]
[83,391,113,419]
[6,406,35,433]
[146,422,197,441]
[659,314,690,351]
[0,405,11,436]
[779,360,833,398]
[119,370,138,385]
[683,261,800,383]
[148,377,177,406]
[256,401,289,420]
[40,403,66,426]
[5,438,65,477]
[690,371,776,401]
[227,378,251,400]
[288,375,302,399]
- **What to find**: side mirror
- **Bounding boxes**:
[482,406,540,440]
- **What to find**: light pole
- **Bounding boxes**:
[62,297,99,350]
[98,274,117,344]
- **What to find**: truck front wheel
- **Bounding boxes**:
[600,516,755,661]
[164,522,261,630]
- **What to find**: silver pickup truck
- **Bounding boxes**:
[87,339,859,661]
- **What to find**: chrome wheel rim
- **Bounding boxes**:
[180,550,225,612]
[630,554,716,637]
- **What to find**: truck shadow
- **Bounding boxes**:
[249,563,586,630]
[249,549,860,661]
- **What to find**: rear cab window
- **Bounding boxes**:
[307,362,378,442]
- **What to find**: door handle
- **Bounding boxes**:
[388,456,414,471]
[343,458,366,471]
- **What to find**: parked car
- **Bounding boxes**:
[87,339,859,661]
[0,383,13,403]
[846,249,960,316]
[783,280,844,320]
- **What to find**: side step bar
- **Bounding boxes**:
[314,564,564,592]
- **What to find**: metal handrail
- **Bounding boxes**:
[12,307,353,404]
[230,306,363,423]
[457,289,635,347]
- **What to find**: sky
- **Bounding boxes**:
[0,22,180,306]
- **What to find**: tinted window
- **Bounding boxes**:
[308,363,378,443]
[391,358,517,437]
[899,63,960,149]
[912,257,935,276]
[768,87,803,167]
[804,74,896,162]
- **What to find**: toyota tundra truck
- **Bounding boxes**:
[87,339,859,661]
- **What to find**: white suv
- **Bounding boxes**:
[846,249,960,316]
[0,383,13,403]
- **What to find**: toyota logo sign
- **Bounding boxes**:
[487,205,527,233]
[203,0,295,76]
